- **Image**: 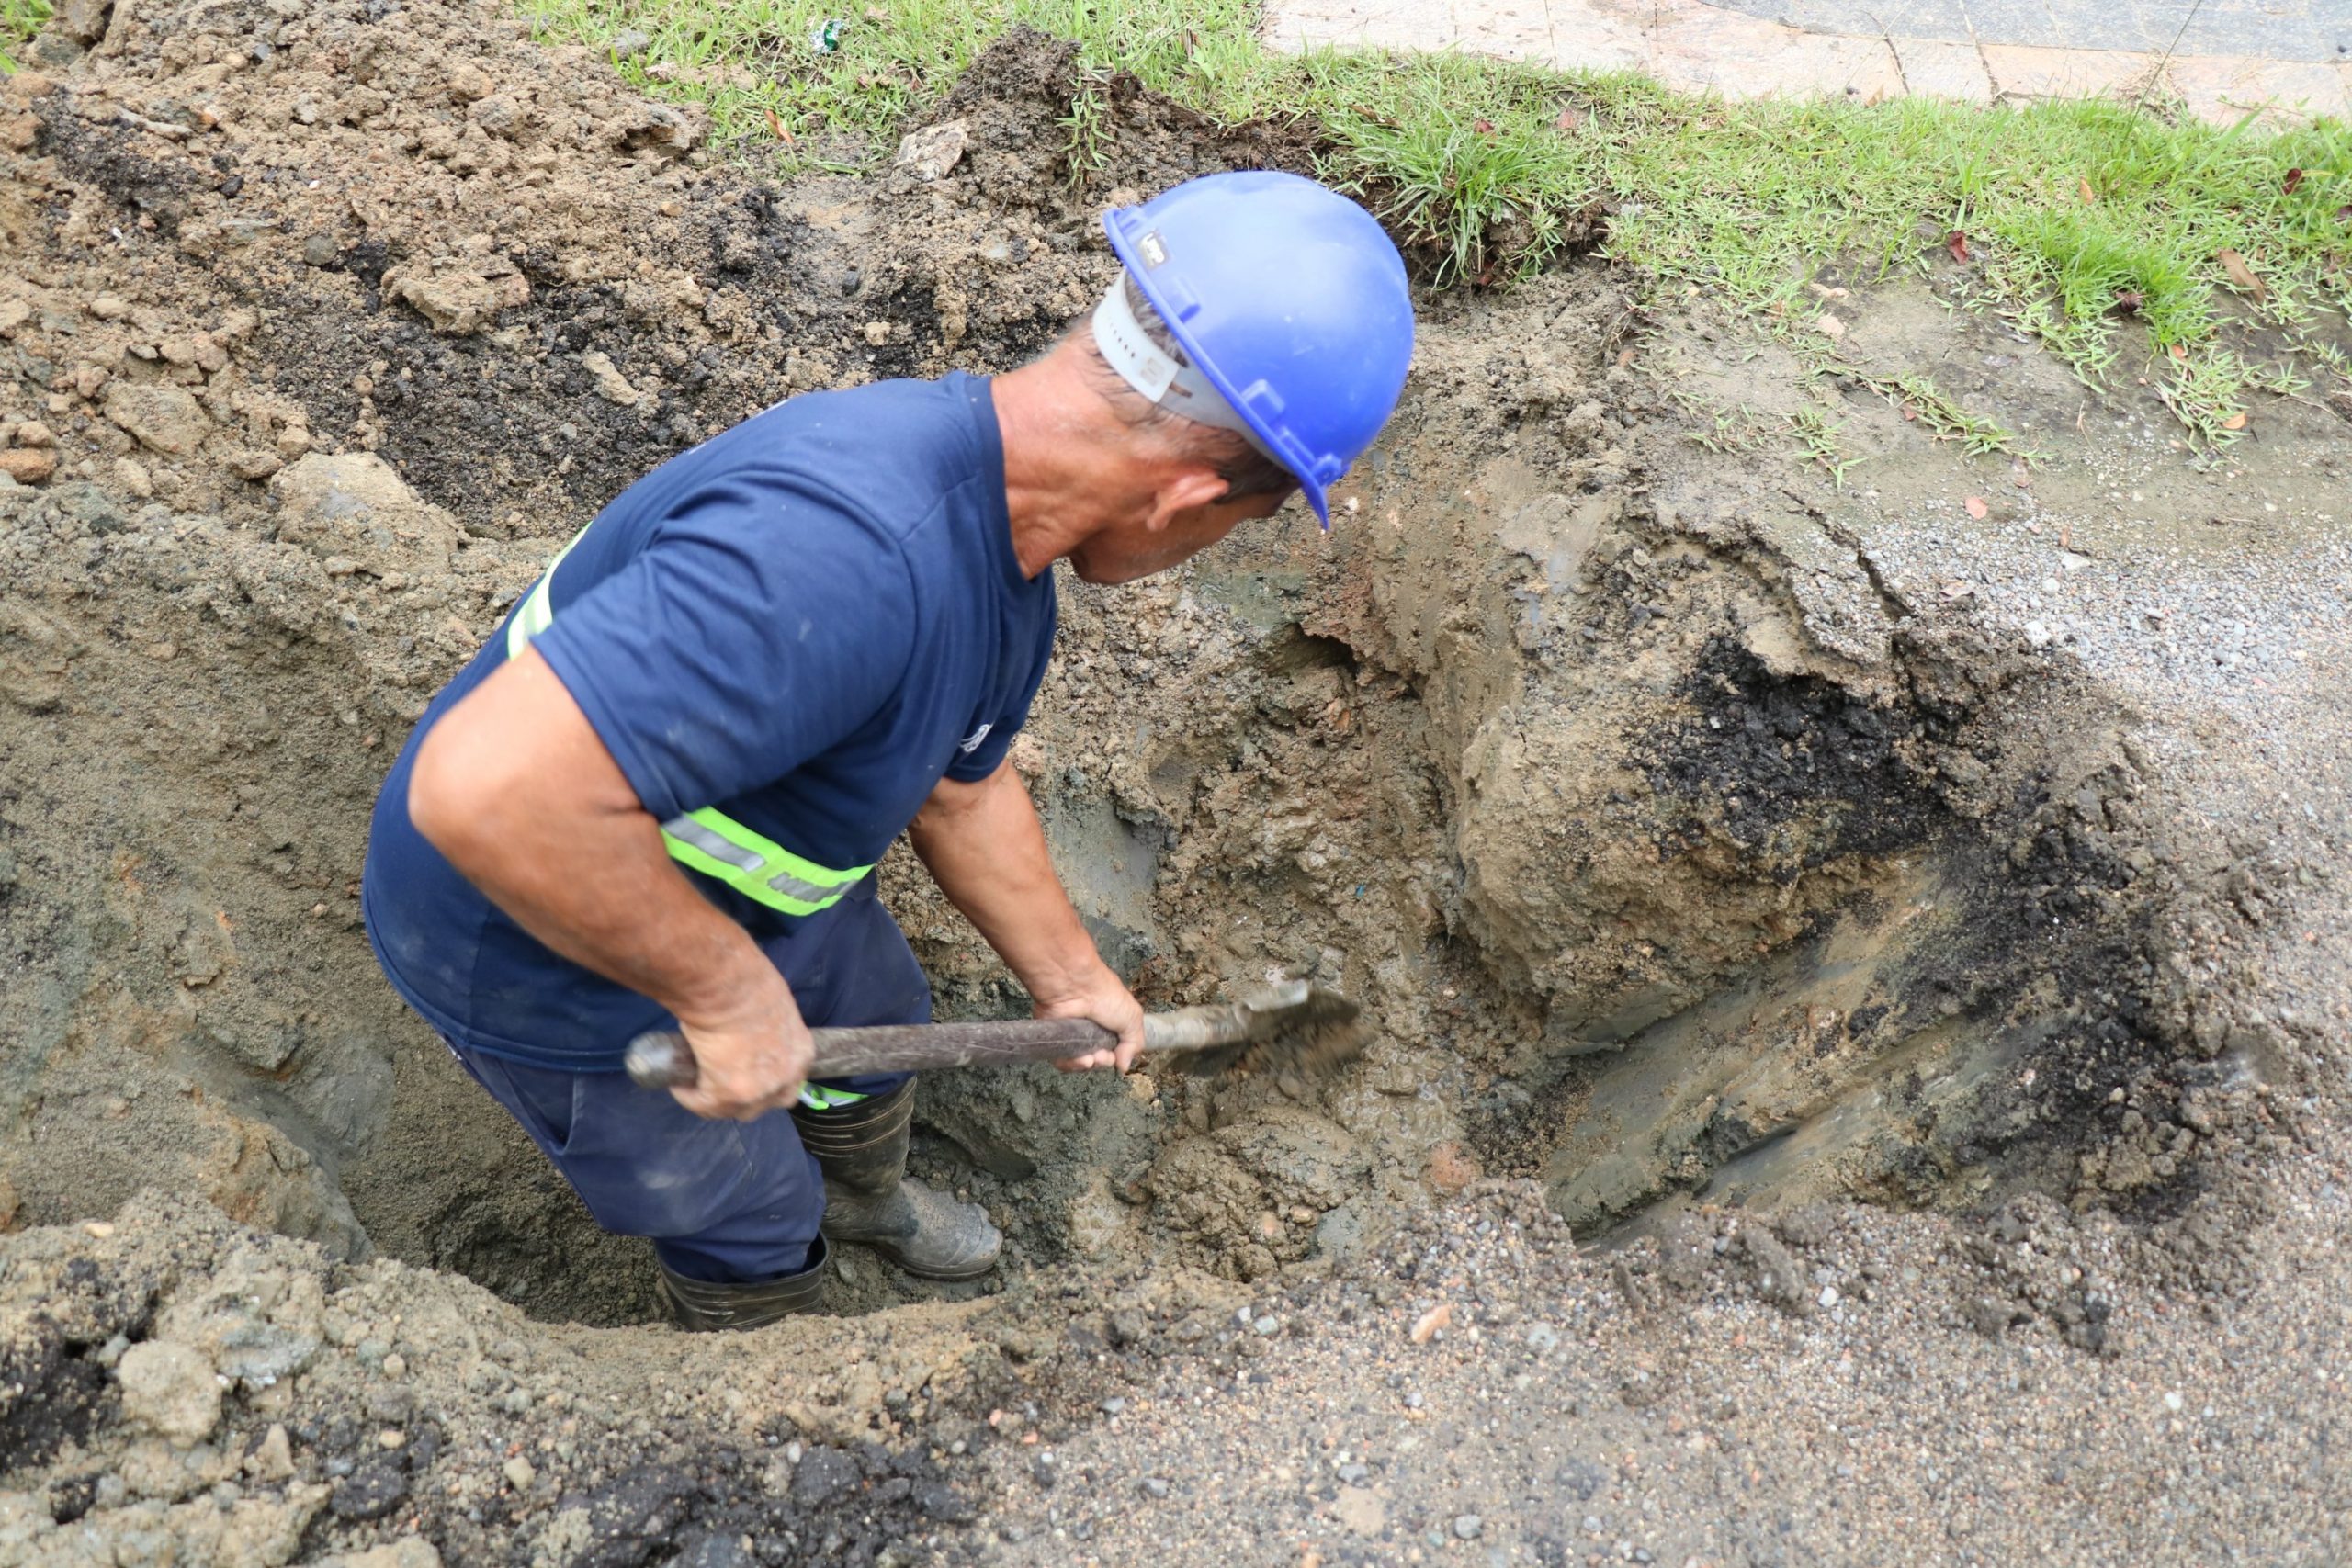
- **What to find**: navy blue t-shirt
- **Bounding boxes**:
[362,373,1056,1069]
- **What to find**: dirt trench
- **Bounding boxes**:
[0,0,2256,1317]
[0,4,2318,1562]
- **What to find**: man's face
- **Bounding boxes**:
[1066,489,1295,585]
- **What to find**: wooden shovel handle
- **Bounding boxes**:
[626,1008,1247,1091]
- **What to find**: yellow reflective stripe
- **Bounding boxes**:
[504,522,593,661]
[797,1084,871,1111]
[660,808,872,917]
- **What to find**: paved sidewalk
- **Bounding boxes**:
[1266,0,2351,122]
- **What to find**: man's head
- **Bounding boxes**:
[991,172,1415,585]
[1057,275,1297,583]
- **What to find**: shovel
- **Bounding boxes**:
[625,979,1363,1092]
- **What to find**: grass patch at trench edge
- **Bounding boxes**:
[511,0,2346,442]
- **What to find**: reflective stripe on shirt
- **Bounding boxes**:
[660,808,874,918]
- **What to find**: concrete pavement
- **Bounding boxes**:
[1266,0,2351,122]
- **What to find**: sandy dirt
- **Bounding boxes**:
[2,1,2347,1563]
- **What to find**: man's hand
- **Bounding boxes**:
[671,971,816,1121]
[1034,965,1147,1074]
[911,762,1148,1076]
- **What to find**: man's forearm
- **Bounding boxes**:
[907,761,1111,1002]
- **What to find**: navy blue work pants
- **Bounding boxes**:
[444,893,922,1284]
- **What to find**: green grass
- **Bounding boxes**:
[515,0,2346,438]
[2,0,51,72]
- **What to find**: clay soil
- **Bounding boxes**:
[2,2,2349,1564]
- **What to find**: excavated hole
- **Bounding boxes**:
[3,275,2209,1340]
[0,18,2235,1346]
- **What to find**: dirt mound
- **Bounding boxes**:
[3,1,2343,1562]
[0,1190,1004,1564]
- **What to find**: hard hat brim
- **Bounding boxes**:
[1102,208,1335,529]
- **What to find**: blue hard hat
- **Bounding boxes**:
[1102,171,1414,527]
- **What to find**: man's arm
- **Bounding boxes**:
[406,648,811,1121]
[908,760,1146,1072]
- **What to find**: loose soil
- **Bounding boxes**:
[1,2,2346,1563]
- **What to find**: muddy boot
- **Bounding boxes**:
[794,1082,1001,1280]
[659,1237,830,1331]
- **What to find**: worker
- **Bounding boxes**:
[360,171,1415,1330]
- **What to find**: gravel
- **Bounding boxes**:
[966,380,2352,1567]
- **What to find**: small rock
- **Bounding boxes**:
[917,1484,973,1522]
[469,95,521,136]
[579,350,643,407]
[861,321,892,347]
[228,446,284,481]
[53,0,114,44]
[0,448,55,484]
[105,383,212,455]
[1099,1397,1125,1416]
[1409,1303,1452,1344]
[302,234,338,267]
[117,1340,222,1447]
[1252,1315,1280,1337]
[892,118,970,181]
[315,1540,444,1568]
[89,294,130,321]
[447,63,494,102]
[1453,1514,1484,1540]
[503,1452,538,1488]
[14,421,54,447]
[245,1423,297,1482]
[1140,1477,1169,1498]
[115,457,154,498]
[329,1462,409,1522]
[1818,1285,1840,1308]
[671,1535,752,1568]
[382,258,530,336]
[789,1446,860,1507]
[157,333,226,374]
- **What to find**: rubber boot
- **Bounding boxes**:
[660,1236,830,1331]
[794,1082,1002,1280]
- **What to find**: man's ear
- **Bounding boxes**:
[1144,467,1233,533]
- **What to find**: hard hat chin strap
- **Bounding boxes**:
[1091,276,1279,465]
